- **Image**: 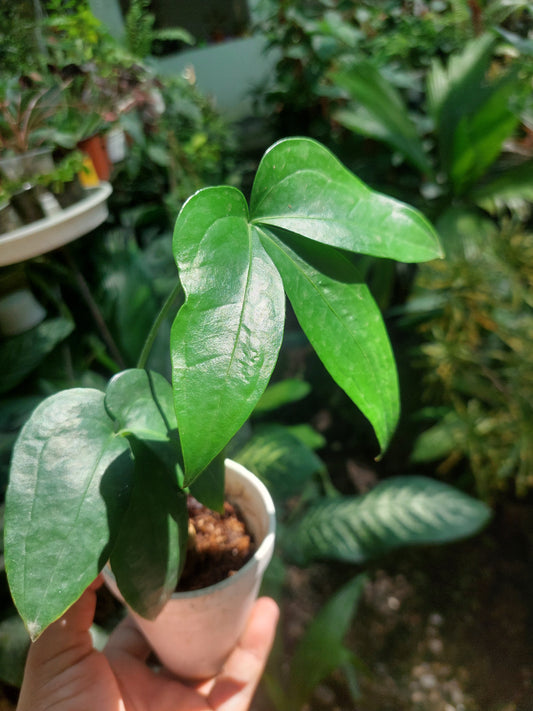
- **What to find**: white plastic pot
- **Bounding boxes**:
[0,288,46,336]
[104,459,276,680]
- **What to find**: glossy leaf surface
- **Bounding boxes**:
[110,438,188,620]
[4,389,132,639]
[259,228,399,452]
[250,138,442,262]
[105,368,183,486]
[284,476,491,566]
[171,187,285,479]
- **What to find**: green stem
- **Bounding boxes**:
[137,280,184,369]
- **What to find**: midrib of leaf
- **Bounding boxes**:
[256,227,385,415]
[223,222,255,404]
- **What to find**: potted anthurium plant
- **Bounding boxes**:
[4,137,443,678]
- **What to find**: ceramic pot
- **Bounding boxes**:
[104,459,276,680]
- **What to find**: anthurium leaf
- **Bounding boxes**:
[259,228,399,453]
[288,574,367,709]
[331,64,433,175]
[189,452,225,513]
[171,186,285,481]
[0,317,74,394]
[109,438,188,620]
[235,424,323,502]
[105,369,183,486]
[253,378,311,414]
[4,389,133,640]
[284,476,491,566]
[250,137,442,263]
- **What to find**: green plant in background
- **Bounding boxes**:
[4,137,445,640]
[225,375,490,709]
[113,73,235,226]
[123,0,194,58]
[406,209,533,500]
[331,31,533,214]
[252,0,528,144]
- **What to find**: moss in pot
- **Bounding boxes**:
[4,137,443,677]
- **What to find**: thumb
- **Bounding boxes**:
[17,583,99,711]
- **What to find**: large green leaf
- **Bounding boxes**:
[171,187,285,480]
[4,389,133,639]
[259,228,399,452]
[105,368,183,486]
[235,424,323,502]
[109,439,188,620]
[331,64,433,175]
[288,574,367,709]
[0,317,74,394]
[283,476,491,566]
[250,138,442,263]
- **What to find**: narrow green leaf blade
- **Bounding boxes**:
[250,137,442,263]
[332,64,433,175]
[288,574,367,709]
[284,476,491,566]
[171,187,285,480]
[110,439,188,620]
[259,227,399,453]
[4,389,132,639]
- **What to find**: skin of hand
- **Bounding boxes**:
[16,578,279,711]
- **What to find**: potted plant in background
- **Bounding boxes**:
[4,136,446,679]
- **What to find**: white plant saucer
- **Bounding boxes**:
[0,183,112,266]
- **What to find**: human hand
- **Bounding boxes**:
[16,578,279,711]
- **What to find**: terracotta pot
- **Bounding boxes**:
[104,459,276,680]
[78,134,111,182]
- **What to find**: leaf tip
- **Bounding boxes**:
[26,619,42,643]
